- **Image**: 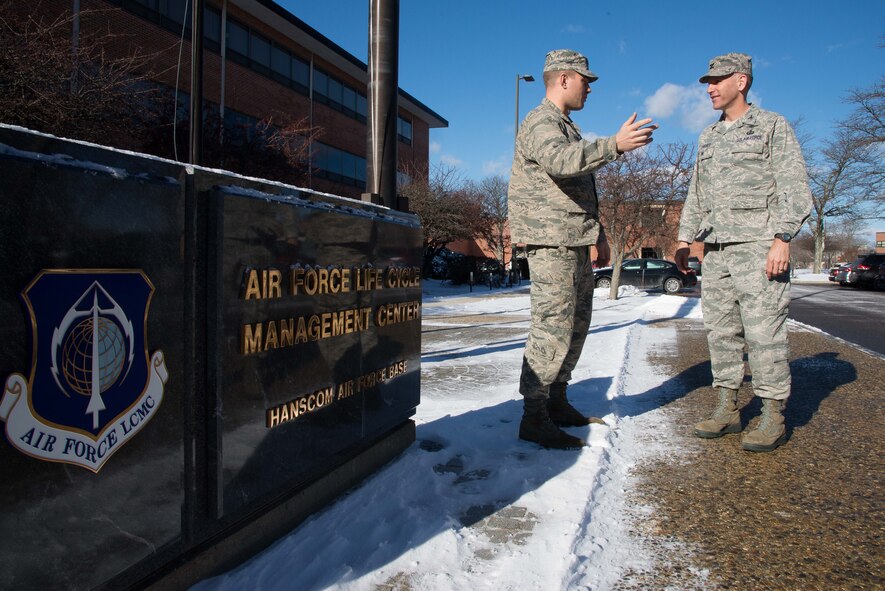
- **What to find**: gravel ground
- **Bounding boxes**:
[621,319,884,591]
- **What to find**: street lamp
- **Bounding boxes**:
[515,74,535,145]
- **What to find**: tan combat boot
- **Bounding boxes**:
[519,397,585,449]
[741,398,786,452]
[694,387,741,438]
[547,382,606,427]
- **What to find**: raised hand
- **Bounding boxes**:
[615,112,658,153]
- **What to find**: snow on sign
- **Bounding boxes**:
[1,269,168,473]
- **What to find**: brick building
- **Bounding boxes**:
[29,0,447,200]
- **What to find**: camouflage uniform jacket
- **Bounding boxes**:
[508,98,619,246]
[678,104,812,244]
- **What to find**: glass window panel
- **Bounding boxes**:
[312,144,327,171]
[134,0,160,11]
[204,6,221,43]
[250,33,271,67]
[314,70,328,97]
[271,46,290,78]
[356,94,367,117]
[227,20,249,56]
[162,0,187,23]
[327,146,342,175]
[293,57,310,87]
[327,77,343,105]
[342,86,356,113]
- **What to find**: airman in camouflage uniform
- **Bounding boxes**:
[509,49,656,449]
[675,53,812,452]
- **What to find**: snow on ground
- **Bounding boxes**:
[192,281,703,591]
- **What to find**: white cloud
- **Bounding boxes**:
[439,154,464,167]
[563,24,586,34]
[482,157,512,177]
[618,40,627,55]
[643,83,717,132]
[679,87,717,132]
[644,83,685,118]
[429,141,441,154]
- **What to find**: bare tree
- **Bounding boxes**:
[400,164,488,278]
[806,126,883,272]
[596,143,694,299]
[842,76,885,147]
[0,3,164,147]
[803,77,884,272]
[478,175,510,269]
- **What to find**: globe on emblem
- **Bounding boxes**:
[62,317,127,396]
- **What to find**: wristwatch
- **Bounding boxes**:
[774,232,792,242]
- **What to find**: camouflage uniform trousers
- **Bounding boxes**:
[702,240,792,400]
[519,245,595,400]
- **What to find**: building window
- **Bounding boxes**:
[342,86,357,118]
[312,67,367,124]
[250,32,271,77]
[226,20,249,65]
[398,116,412,145]
[327,77,343,106]
[129,0,160,13]
[314,142,367,189]
[204,6,221,49]
[223,109,259,145]
[356,94,367,120]
[115,2,410,140]
[271,45,291,82]
[292,57,310,93]
[161,0,187,24]
[313,70,329,105]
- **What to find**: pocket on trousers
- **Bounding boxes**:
[528,340,557,363]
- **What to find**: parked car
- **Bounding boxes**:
[594,258,697,294]
[687,256,702,276]
[838,253,885,288]
[828,263,850,282]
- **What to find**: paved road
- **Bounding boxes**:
[789,283,885,356]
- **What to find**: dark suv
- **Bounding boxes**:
[842,253,885,288]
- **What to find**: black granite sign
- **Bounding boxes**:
[0,125,421,590]
[211,186,422,518]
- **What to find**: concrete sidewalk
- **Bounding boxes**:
[620,318,884,590]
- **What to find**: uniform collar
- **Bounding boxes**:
[542,97,573,122]
[713,103,758,134]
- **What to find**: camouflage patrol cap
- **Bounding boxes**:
[544,49,598,82]
[699,52,753,83]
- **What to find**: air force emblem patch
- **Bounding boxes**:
[1,270,168,472]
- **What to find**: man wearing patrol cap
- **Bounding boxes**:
[508,48,657,449]
[675,52,812,452]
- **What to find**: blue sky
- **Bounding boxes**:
[279,0,883,181]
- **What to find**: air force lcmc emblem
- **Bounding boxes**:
[1,270,168,472]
